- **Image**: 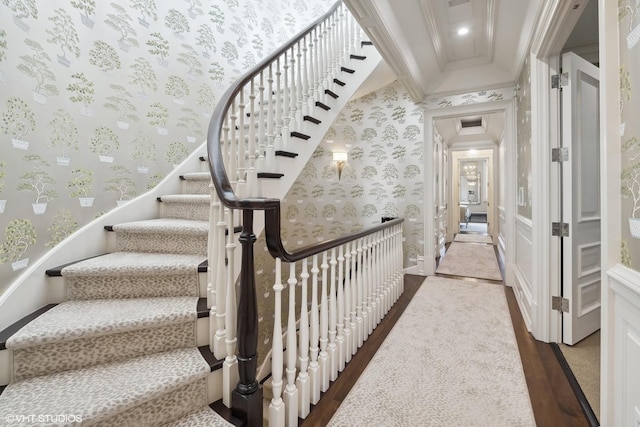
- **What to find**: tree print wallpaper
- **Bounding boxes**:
[251,79,425,365]
[619,0,640,270]
[0,0,332,292]
[515,54,532,219]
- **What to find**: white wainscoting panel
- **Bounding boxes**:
[608,265,640,426]
[512,216,534,329]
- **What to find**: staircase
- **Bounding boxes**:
[0,156,235,426]
[0,2,392,426]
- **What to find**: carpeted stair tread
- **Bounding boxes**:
[181,172,210,181]
[6,297,199,350]
[0,347,210,426]
[159,194,210,204]
[62,252,205,277]
[162,406,234,427]
[61,252,203,300]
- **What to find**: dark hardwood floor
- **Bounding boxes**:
[300,273,590,427]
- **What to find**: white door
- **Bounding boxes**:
[561,52,601,345]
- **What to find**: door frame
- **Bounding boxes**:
[424,99,516,276]
[450,149,495,238]
[529,0,592,344]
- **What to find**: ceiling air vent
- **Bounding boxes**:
[460,118,482,128]
[448,0,470,7]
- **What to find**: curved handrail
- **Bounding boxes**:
[205,0,402,260]
[206,0,341,211]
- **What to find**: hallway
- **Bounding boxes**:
[302,238,591,426]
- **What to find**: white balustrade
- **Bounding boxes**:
[206,5,410,425]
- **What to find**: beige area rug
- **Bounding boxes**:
[436,241,502,281]
[560,330,600,420]
[327,276,535,427]
[454,233,493,244]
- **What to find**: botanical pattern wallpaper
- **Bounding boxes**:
[619,1,640,269]
[0,0,332,291]
[424,86,515,109]
[515,54,532,219]
[252,79,425,364]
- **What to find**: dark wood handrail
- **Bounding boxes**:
[206,0,341,210]
[265,208,403,263]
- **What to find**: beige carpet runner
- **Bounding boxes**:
[454,233,493,244]
[328,276,535,426]
[436,241,502,281]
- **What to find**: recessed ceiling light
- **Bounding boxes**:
[458,27,469,36]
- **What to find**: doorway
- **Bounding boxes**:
[424,101,516,277]
[450,149,494,237]
[539,0,600,421]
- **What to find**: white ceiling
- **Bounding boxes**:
[345,0,543,100]
[345,0,597,147]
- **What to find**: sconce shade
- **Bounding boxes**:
[333,152,348,162]
[333,152,348,180]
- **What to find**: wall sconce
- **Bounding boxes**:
[333,152,348,180]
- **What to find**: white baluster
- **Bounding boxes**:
[343,242,352,363]
[207,183,217,312]
[222,223,238,407]
[247,80,257,197]
[269,259,285,427]
[212,190,227,358]
[366,235,374,335]
[282,52,291,151]
[284,262,298,427]
[328,248,338,381]
[374,231,382,325]
[220,206,236,405]
[296,260,310,418]
[308,255,321,404]
[336,244,346,371]
[356,238,364,348]
[257,71,266,177]
[265,65,276,173]
[350,241,358,355]
[237,90,246,197]
[289,47,297,132]
[307,31,317,111]
[319,251,329,391]
[302,35,310,111]
[361,235,370,341]
[208,186,218,356]
[397,224,404,296]
[296,41,304,124]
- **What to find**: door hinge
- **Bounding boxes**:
[552,147,569,162]
[552,296,570,313]
[551,73,568,89]
[552,222,569,237]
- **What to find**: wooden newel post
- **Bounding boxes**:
[232,209,263,425]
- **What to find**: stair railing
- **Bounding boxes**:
[206,1,403,425]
